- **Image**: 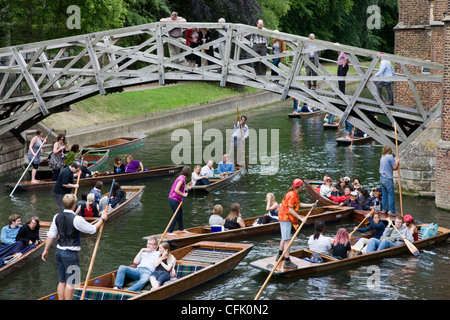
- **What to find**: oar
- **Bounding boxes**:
[393,121,404,217]
[9,126,55,197]
[390,219,419,256]
[157,189,189,249]
[73,157,83,196]
[80,179,115,300]
[348,208,374,238]
[254,200,319,300]
[237,108,248,172]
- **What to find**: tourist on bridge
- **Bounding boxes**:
[160,12,187,64]
[374,57,395,105]
[304,33,320,90]
[250,20,268,75]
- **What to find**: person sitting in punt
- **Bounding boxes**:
[191,165,211,186]
[329,186,351,204]
[200,160,215,178]
[110,182,127,209]
[78,193,100,218]
[308,221,332,255]
[16,216,41,247]
[352,211,385,254]
[363,187,383,211]
[113,236,160,292]
[300,102,312,112]
[149,242,176,290]
[224,203,245,230]
[331,228,351,259]
[256,193,279,225]
[64,144,79,167]
[333,177,352,196]
[216,154,235,176]
[404,214,419,242]
[111,156,125,174]
[319,176,334,197]
[341,191,363,209]
[209,204,224,226]
[79,160,92,179]
[0,214,25,264]
[124,155,144,173]
[366,216,414,253]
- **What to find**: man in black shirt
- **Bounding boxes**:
[53,162,81,212]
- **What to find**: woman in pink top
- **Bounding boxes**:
[168,166,191,235]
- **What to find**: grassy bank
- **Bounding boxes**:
[42,82,258,130]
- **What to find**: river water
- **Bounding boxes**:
[0,100,449,300]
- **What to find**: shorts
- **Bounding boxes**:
[279,221,293,241]
[56,249,80,285]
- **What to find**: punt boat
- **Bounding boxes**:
[250,225,450,278]
[335,135,374,145]
[190,168,243,193]
[6,165,183,191]
[143,206,355,248]
[38,241,253,300]
[288,110,324,118]
[81,135,147,153]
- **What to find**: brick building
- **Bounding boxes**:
[394,0,449,209]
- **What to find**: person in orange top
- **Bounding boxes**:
[277,179,314,269]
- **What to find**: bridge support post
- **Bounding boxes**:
[435,14,450,210]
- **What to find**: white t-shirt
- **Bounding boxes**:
[308,234,332,255]
[201,165,215,178]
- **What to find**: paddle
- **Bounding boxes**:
[254,200,319,300]
[237,108,249,172]
[348,208,375,238]
[389,218,419,256]
[9,126,54,197]
[157,188,190,249]
[73,157,83,196]
[80,179,115,300]
[393,121,404,217]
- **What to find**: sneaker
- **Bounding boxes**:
[283,259,298,269]
[388,211,396,216]
[276,253,283,261]
[381,210,387,214]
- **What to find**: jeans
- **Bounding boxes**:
[114,266,152,292]
[271,58,280,77]
[380,176,395,213]
[366,238,398,253]
[168,197,184,232]
[344,121,352,135]
[376,81,393,104]
[293,99,298,112]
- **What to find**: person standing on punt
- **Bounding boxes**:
[42,194,108,300]
[379,145,400,216]
[167,166,191,235]
[277,179,314,269]
[28,129,44,183]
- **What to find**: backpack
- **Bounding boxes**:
[420,223,438,239]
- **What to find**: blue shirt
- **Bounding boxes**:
[375,60,394,81]
[1,225,21,245]
[217,161,235,174]
[379,154,396,179]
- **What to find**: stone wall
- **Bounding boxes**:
[0,133,25,180]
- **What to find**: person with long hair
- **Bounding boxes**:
[256,193,279,224]
[111,156,125,174]
[224,203,245,229]
[379,145,400,215]
[167,166,191,235]
[110,182,127,208]
[149,242,176,290]
[308,221,332,255]
[28,129,44,183]
[331,228,351,259]
[49,134,66,181]
[352,211,386,254]
[277,179,313,269]
[16,216,41,247]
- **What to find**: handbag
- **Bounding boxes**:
[420,223,438,239]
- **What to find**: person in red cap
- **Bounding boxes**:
[277,179,314,269]
[404,214,418,241]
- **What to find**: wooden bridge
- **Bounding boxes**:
[0,22,442,151]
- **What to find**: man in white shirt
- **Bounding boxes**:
[201,160,215,178]
[228,115,248,166]
[374,57,395,105]
[42,193,108,300]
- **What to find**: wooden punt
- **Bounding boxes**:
[304,180,340,206]
[0,221,50,280]
[335,135,374,145]
[250,225,450,278]
[38,241,253,300]
[288,110,324,118]
[31,149,110,180]
[6,165,183,191]
[190,168,243,193]
[81,135,147,153]
[323,123,340,129]
[142,206,355,248]
[83,185,145,224]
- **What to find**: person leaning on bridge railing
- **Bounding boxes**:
[303,33,321,90]
[160,12,187,64]
[374,56,395,105]
[250,19,268,76]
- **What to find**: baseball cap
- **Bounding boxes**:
[404,214,414,223]
[292,179,303,188]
